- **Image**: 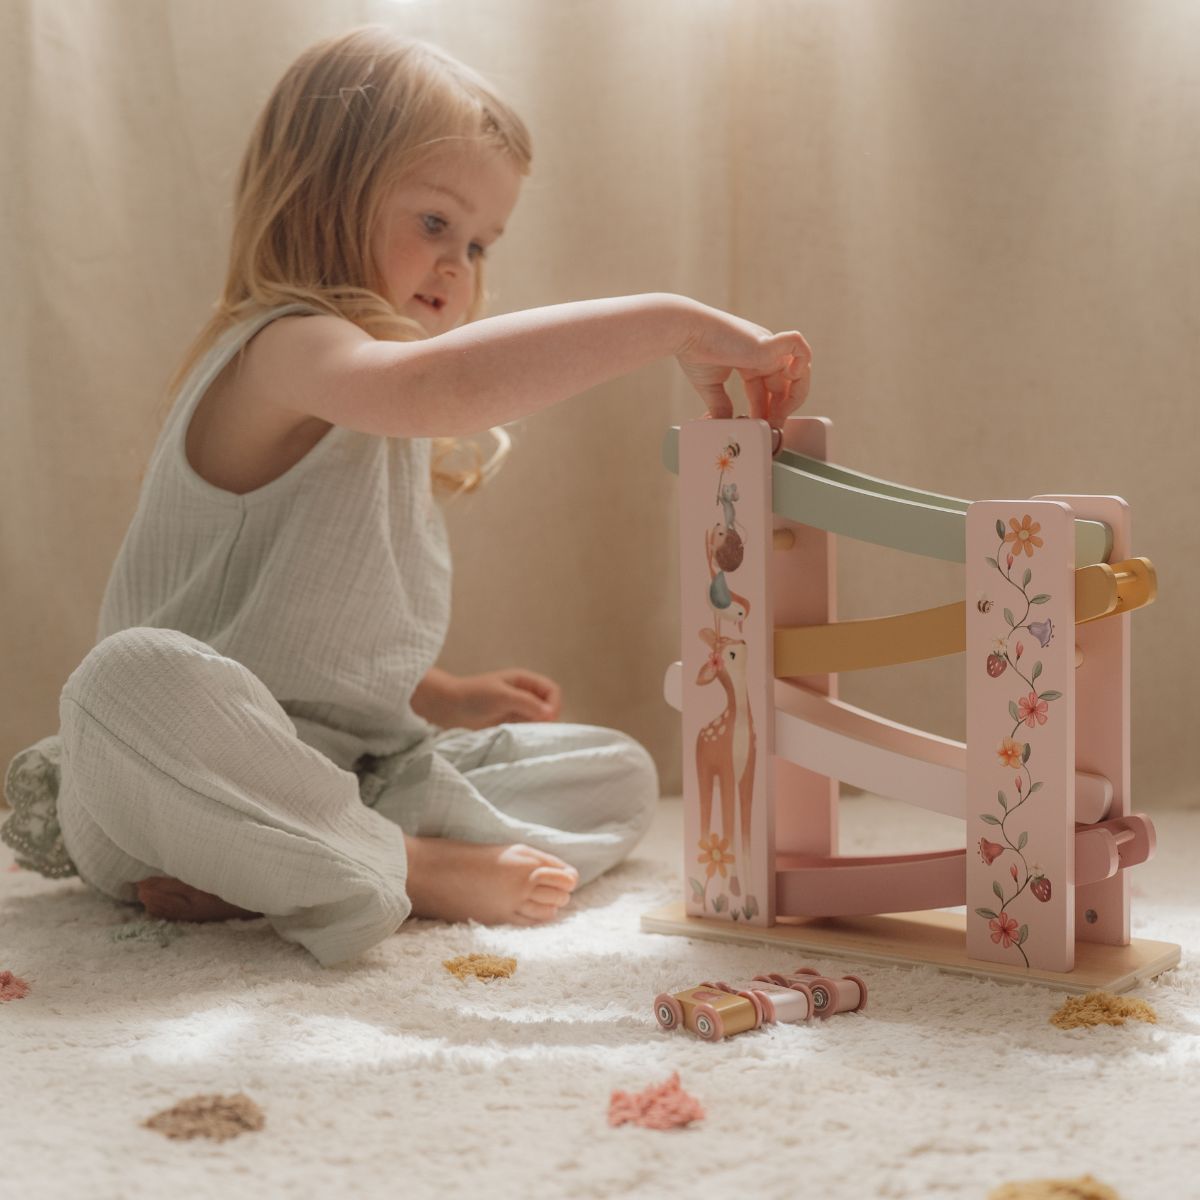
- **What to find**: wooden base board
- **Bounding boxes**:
[641,902,1181,994]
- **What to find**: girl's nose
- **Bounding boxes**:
[437,248,470,277]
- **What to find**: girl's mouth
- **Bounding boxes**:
[415,294,445,311]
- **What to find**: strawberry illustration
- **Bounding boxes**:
[1031,874,1052,902]
[986,653,1007,678]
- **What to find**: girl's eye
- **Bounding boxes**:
[421,214,447,235]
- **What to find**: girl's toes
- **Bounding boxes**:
[530,884,572,908]
[530,865,579,891]
[516,899,562,923]
[526,847,576,873]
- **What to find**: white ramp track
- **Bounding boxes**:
[663,663,1113,825]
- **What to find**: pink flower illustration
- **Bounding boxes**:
[1018,691,1049,728]
[978,837,1004,865]
[989,912,1020,948]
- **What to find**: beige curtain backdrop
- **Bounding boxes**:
[2,0,1197,807]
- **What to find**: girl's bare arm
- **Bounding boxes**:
[244,293,811,438]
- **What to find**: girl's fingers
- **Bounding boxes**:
[775,331,812,371]
[743,375,770,422]
[769,379,797,427]
[693,380,733,418]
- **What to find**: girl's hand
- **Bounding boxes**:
[449,669,563,730]
[675,301,813,428]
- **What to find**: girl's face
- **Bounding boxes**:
[371,142,523,335]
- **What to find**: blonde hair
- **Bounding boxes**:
[171,26,532,495]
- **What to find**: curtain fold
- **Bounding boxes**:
[3,0,1197,803]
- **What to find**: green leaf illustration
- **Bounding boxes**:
[690,877,706,901]
[998,790,1008,810]
[1018,925,1029,945]
[1039,690,1062,701]
[1027,782,1042,795]
[1017,831,1028,849]
[1029,594,1051,605]
[1032,661,1042,682]
[712,893,728,913]
[986,556,999,569]
[995,519,1006,539]
[976,907,999,920]
[1009,700,1021,722]
[1022,568,1032,587]
[980,814,1001,825]
[993,881,1005,903]
[1003,607,1015,627]
[1022,743,1032,763]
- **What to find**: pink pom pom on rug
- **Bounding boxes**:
[0,970,30,1001]
[608,1072,705,1130]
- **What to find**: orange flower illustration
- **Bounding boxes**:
[1004,515,1043,558]
[997,737,1024,768]
[1018,691,1049,728]
[714,451,734,471]
[696,833,735,880]
[989,912,1020,948]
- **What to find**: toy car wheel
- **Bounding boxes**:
[692,1003,724,1042]
[807,977,835,1017]
[654,994,684,1031]
[845,973,868,1012]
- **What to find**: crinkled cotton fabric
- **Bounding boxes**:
[3,306,658,963]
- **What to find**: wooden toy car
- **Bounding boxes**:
[759,967,868,1017]
[653,976,816,1042]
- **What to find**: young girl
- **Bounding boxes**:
[2,27,811,966]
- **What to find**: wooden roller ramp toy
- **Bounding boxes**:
[641,417,1181,994]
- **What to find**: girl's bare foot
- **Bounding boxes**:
[403,837,579,925]
[136,876,263,923]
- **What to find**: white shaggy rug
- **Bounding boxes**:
[2,795,1197,1200]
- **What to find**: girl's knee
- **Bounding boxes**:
[60,627,270,757]
[65,627,211,706]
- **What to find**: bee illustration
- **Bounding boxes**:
[723,442,741,460]
[976,592,993,614]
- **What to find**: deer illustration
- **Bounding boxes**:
[694,625,757,909]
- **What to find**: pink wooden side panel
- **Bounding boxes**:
[1039,494,1131,946]
[966,500,1076,972]
[774,416,838,859]
[679,419,775,926]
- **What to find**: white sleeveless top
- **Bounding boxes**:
[97,304,450,770]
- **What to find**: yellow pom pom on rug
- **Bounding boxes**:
[1050,991,1157,1029]
[443,952,517,981]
